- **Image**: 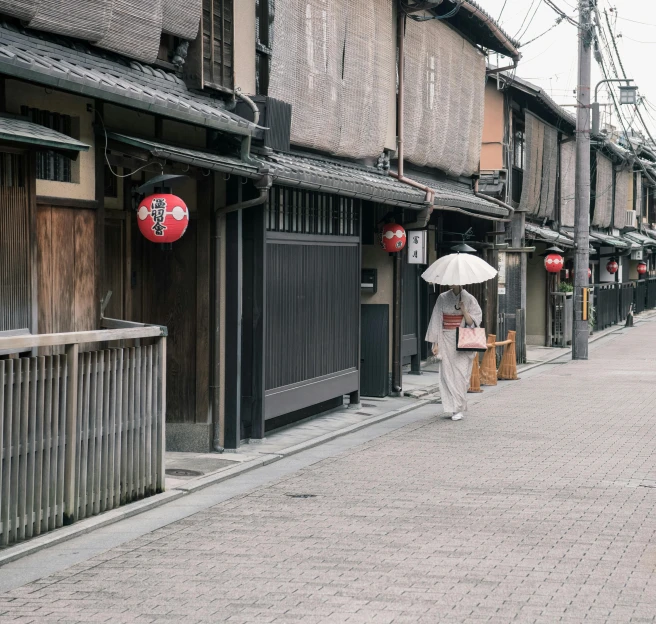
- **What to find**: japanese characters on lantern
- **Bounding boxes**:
[380,223,407,253]
[137,194,189,243]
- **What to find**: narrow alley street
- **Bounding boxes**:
[2,321,656,623]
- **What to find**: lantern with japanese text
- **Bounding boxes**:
[606,260,619,274]
[637,261,648,276]
[381,223,407,252]
[544,253,564,273]
[137,194,189,243]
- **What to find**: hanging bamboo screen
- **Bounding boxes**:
[0,0,36,21]
[592,152,613,228]
[28,0,112,42]
[0,152,31,333]
[520,112,558,218]
[162,0,201,39]
[560,139,576,227]
[269,0,394,159]
[614,169,631,229]
[403,16,486,177]
[94,0,164,64]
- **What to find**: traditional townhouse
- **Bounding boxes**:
[0,1,520,459]
[482,72,656,347]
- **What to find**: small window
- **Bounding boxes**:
[256,0,273,95]
[21,106,78,183]
[513,126,525,170]
[104,165,118,198]
[267,187,360,237]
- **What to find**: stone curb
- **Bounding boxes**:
[0,397,435,566]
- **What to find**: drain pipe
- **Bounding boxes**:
[235,87,261,166]
[212,171,271,453]
[212,84,266,449]
[390,12,435,208]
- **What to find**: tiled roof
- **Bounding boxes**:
[0,114,89,151]
[501,73,576,129]
[108,132,511,217]
[589,231,631,249]
[262,151,510,216]
[108,133,261,178]
[624,231,656,247]
[0,21,259,138]
[525,222,575,248]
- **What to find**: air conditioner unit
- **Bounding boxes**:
[625,210,638,229]
[631,249,644,261]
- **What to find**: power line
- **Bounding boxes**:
[543,0,579,28]
[520,18,564,48]
[498,0,509,22]
[514,0,541,40]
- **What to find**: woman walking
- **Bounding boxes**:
[426,286,482,421]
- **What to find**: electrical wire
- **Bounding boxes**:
[519,18,564,48]
[513,0,541,40]
[399,0,462,22]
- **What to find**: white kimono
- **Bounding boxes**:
[425,289,483,414]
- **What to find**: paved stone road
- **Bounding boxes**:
[2,324,656,623]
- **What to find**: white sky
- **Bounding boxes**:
[482,0,656,137]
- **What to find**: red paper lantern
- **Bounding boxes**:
[137,194,189,243]
[637,261,648,275]
[588,268,592,279]
[606,260,618,274]
[381,223,407,252]
[544,253,564,273]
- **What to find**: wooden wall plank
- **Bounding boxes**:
[51,209,76,336]
[74,211,97,334]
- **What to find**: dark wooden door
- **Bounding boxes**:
[402,258,419,367]
[0,151,33,333]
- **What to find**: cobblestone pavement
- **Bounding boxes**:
[2,324,656,623]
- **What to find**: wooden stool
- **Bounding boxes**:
[468,353,483,393]
[480,334,498,386]
[497,330,519,381]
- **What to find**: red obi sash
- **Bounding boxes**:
[443,313,464,330]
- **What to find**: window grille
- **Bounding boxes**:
[21,106,73,182]
[255,0,273,95]
[0,152,26,188]
[267,187,360,237]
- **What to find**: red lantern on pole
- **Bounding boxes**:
[380,223,407,252]
[137,194,189,243]
[606,260,618,274]
[588,268,592,279]
[544,253,564,273]
[637,261,648,276]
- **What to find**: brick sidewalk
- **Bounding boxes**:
[1,324,656,623]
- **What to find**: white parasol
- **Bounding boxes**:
[421,244,498,286]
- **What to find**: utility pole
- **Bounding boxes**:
[573,0,593,360]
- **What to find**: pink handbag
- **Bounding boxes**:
[456,324,487,353]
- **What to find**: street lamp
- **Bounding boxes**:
[592,79,637,135]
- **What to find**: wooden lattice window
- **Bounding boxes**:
[203,0,233,90]
[267,187,360,237]
[20,106,77,183]
[256,0,273,96]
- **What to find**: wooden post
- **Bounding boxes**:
[480,334,497,386]
[468,354,483,393]
[498,331,519,381]
[63,343,79,524]
[157,336,166,492]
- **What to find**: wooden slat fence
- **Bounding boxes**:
[0,322,166,547]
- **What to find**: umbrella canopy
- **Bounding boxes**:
[421,252,498,286]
